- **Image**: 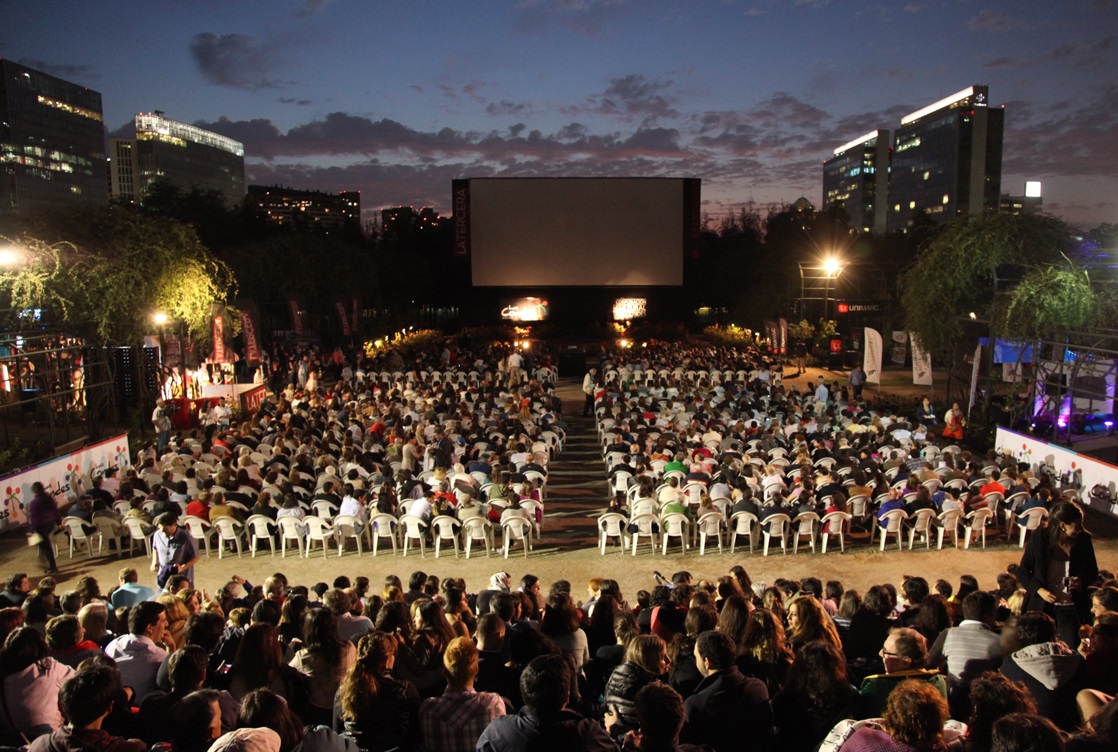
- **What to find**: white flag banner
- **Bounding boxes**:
[910,333,933,386]
[969,344,983,411]
[864,328,883,384]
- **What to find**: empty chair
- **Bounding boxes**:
[820,511,852,554]
[597,512,629,555]
[430,515,461,558]
[212,517,245,559]
[696,512,725,556]
[400,514,428,557]
[660,512,690,555]
[462,517,494,559]
[628,513,660,556]
[791,511,820,554]
[875,510,908,552]
[92,517,126,558]
[245,514,277,557]
[122,517,155,558]
[303,516,335,559]
[60,517,98,559]
[728,511,759,555]
[1015,507,1049,548]
[936,508,962,549]
[368,513,399,556]
[762,513,791,556]
[964,508,994,549]
[502,517,533,558]
[333,514,365,556]
[276,516,305,558]
[907,508,938,549]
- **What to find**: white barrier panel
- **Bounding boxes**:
[0,434,132,531]
[995,427,1118,519]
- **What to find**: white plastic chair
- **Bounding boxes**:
[245,514,277,557]
[92,517,126,557]
[123,517,154,557]
[696,511,725,555]
[311,500,338,521]
[368,513,398,556]
[762,513,791,556]
[502,516,533,558]
[875,509,908,552]
[820,511,852,554]
[660,512,691,555]
[628,512,660,555]
[728,511,759,554]
[964,508,994,549]
[462,517,494,558]
[212,517,245,558]
[431,515,461,558]
[937,508,962,549]
[1016,507,1049,548]
[60,517,98,559]
[520,500,544,534]
[792,511,820,554]
[400,514,428,557]
[907,508,938,549]
[333,514,365,556]
[277,516,305,558]
[303,515,335,558]
[597,512,629,555]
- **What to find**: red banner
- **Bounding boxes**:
[212,315,227,363]
[164,338,183,368]
[335,301,351,336]
[240,385,266,415]
[288,299,304,336]
[241,310,261,364]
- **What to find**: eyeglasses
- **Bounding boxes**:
[879,648,904,659]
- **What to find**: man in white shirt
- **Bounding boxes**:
[582,368,598,416]
[814,378,830,413]
[104,601,169,702]
[339,487,369,532]
[506,350,523,386]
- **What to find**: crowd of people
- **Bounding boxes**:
[4,337,1116,751]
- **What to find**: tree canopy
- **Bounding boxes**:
[0,205,236,345]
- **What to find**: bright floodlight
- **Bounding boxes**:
[153,312,168,325]
[0,246,25,267]
[822,257,843,276]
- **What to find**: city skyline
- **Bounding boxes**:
[3,0,1116,228]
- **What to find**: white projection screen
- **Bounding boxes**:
[463,178,690,287]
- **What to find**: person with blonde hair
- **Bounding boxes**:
[786,595,843,654]
[420,636,506,752]
[603,634,670,738]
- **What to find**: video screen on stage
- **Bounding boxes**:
[613,298,647,320]
[500,297,550,322]
[459,178,694,287]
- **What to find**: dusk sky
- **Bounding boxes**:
[4,0,1116,228]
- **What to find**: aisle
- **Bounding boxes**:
[533,380,608,553]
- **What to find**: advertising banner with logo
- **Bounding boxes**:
[211,310,227,364]
[241,309,261,365]
[863,328,883,384]
[778,318,788,355]
[335,301,351,336]
[288,299,305,336]
[891,331,908,366]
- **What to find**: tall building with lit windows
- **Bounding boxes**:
[0,59,108,215]
[246,184,361,235]
[111,112,245,206]
[822,130,890,235]
[888,85,1003,232]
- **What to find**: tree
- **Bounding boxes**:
[0,206,236,345]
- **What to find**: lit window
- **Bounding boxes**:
[923,171,930,180]
[942,194,950,204]
[909,201,916,209]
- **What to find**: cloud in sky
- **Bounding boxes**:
[16,58,97,81]
[967,10,1024,33]
[294,0,333,17]
[189,33,288,90]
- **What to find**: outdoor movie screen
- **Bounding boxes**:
[458,177,696,287]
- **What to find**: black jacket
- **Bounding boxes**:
[681,666,772,752]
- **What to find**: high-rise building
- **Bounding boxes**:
[822,130,890,235]
[0,59,109,215]
[1000,181,1043,216]
[888,85,1003,232]
[246,184,361,235]
[111,112,245,206]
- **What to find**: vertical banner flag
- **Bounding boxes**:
[863,328,883,384]
[969,344,983,411]
[910,332,933,386]
[288,299,304,336]
[351,297,360,334]
[778,318,788,355]
[335,301,351,336]
[891,331,908,365]
[764,321,778,352]
[212,312,227,364]
[241,310,261,365]
[452,179,470,256]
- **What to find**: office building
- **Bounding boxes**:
[0,59,108,215]
[111,112,245,206]
[381,205,442,240]
[246,184,361,235]
[888,85,1003,231]
[1000,181,1043,216]
[822,129,890,235]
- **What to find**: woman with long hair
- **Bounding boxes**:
[158,593,190,651]
[911,594,952,648]
[239,688,354,752]
[844,585,895,676]
[772,640,858,752]
[585,594,620,657]
[289,608,356,727]
[228,623,306,710]
[737,608,794,695]
[442,587,474,639]
[1017,499,1099,647]
[337,631,420,752]
[0,626,74,742]
[602,634,670,739]
[667,604,718,699]
[785,595,843,653]
[716,595,753,649]
[277,593,308,647]
[539,593,589,667]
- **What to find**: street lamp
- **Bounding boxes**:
[0,246,26,268]
[153,312,168,326]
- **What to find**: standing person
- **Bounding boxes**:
[150,513,200,590]
[28,482,61,574]
[942,403,965,441]
[793,340,807,376]
[152,399,172,455]
[814,377,830,413]
[847,365,867,403]
[582,368,598,416]
[1016,500,1098,648]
